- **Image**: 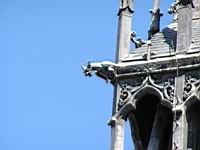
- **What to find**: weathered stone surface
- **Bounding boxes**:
[83,0,200,149]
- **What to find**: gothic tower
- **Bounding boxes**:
[82,0,200,149]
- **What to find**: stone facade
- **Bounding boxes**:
[83,0,200,149]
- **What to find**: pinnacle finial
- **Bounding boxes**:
[118,0,134,15]
[148,0,163,40]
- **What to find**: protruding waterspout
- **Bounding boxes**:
[81,61,92,77]
[148,0,163,40]
[81,61,118,83]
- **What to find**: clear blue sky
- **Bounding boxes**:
[0,0,173,150]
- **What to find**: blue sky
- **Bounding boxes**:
[0,0,173,150]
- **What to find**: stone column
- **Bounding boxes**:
[128,112,143,150]
[153,0,160,10]
[110,87,125,150]
[110,1,133,150]
[148,105,172,150]
[115,0,133,62]
[172,73,187,150]
[171,2,193,149]
[176,1,193,53]
[172,106,188,150]
[110,118,125,150]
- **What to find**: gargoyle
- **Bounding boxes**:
[131,32,146,48]
[81,61,118,83]
[168,2,179,21]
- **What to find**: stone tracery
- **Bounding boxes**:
[83,0,200,149]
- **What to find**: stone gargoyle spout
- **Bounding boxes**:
[81,61,118,83]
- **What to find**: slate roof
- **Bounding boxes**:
[127,18,200,61]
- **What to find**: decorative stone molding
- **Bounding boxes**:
[118,76,172,111]
[118,0,134,15]
[183,76,198,100]
[82,61,200,107]
[107,116,125,127]
[163,78,175,102]
[118,84,133,109]
[133,63,162,73]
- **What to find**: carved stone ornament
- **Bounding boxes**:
[131,31,146,48]
[118,84,133,109]
[134,63,162,73]
[163,78,175,102]
[183,76,197,100]
[117,76,179,111]
[118,0,134,15]
[81,61,117,83]
[168,2,179,21]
